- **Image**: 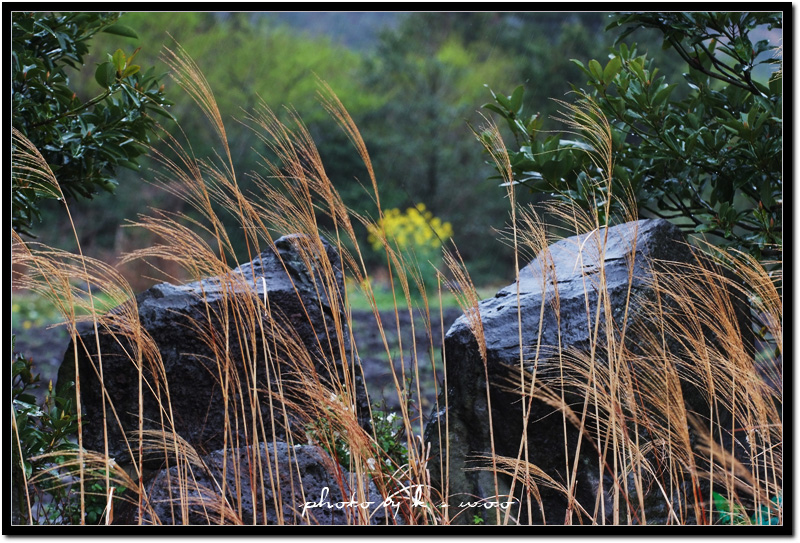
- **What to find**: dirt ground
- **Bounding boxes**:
[349,306,463,418]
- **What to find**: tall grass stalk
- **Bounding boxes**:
[11,47,780,526]
[476,94,781,525]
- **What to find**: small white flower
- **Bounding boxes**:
[367,458,377,471]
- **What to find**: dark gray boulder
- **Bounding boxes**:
[58,234,367,466]
[423,219,752,525]
[114,441,395,525]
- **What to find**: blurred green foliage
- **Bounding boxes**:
[484,12,782,261]
[35,12,379,280]
[12,12,172,236]
[27,12,706,287]
[345,276,496,313]
[358,14,525,280]
[11,294,60,332]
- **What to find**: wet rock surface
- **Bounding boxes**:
[56,234,367,465]
[422,219,754,525]
[114,441,395,525]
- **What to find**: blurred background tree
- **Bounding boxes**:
[26,11,728,290]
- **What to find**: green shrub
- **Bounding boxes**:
[483,12,782,261]
[11,339,123,525]
[306,398,409,479]
[12,11,172,236]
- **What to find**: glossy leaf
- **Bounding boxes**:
[111,49,126,73]
[94,61,115,88]
[603,56,622,83]
[12,12,172,235]
[102,23,139,39]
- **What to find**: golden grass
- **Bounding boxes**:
[11,46,781,526]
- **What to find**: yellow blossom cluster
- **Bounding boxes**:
[367,203,453,253]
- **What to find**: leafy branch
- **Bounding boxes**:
[482,11,782,261]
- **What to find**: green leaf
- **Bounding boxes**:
[112,49,126,73]
[149,106,177,122]
[495,93,513,113]
[661,129,680,154]
[526,114,544,135]
[769,75,782,96]
[652,83,677,108]
[482,103,508,117]
[102,23,139,39]
[94,62,115,88]
[629,58,648,83]
[121,65,140,79]
[509,85,524,114]
[570,58,590,77]
[603,56,622,83]
[588,59,604,82]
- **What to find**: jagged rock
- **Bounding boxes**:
[58,234,367,466]
[114,441,395,525]
[423,219,752,525]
